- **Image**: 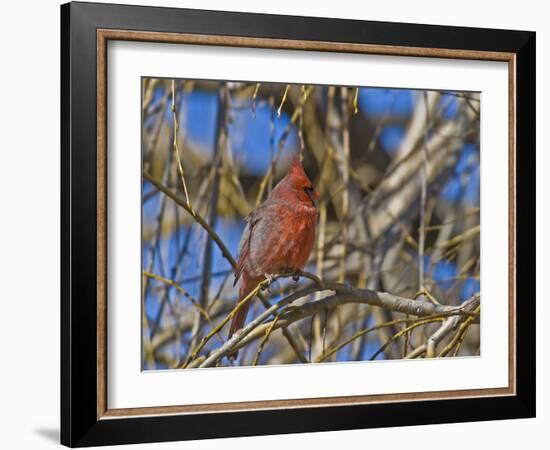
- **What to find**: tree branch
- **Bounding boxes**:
[143,171,236,268]
[233,289,479,355]
[188,272,480,368]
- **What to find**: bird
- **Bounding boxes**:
[228,157,320,358]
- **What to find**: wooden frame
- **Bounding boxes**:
[61,1,535,446]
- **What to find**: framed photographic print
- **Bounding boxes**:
[60,1,536,447]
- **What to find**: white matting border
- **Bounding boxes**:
[107,40,509,409]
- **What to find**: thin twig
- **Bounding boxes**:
[277,84,290,117]
[252,314,281,366]
[252,82,261,118]
[439,305,480,357]
[255,86,313,204]
[317,313,450,363]
[143,171,236,267]
[370,318,444,360]
[353,87,359,114]
[171,79,193,210]
[183,277,272,366]
[144,271,209,320]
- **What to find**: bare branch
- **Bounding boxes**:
[189,271,480,368]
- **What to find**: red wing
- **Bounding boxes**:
[233,201,287,284]
[234,200,298,284]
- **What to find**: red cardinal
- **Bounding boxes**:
[228,158,319,355]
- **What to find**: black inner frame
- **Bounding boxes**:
[61,2,536,447]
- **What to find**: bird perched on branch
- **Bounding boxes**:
[228,157,319,358]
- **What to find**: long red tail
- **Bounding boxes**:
[228,301,251,340]
[228,273,262,359]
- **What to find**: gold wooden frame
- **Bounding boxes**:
[96,29,516,420]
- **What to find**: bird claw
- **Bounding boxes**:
[292,269,301,283]
[262,273,276,290]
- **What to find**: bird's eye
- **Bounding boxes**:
[302,186,317,205]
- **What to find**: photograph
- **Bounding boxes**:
[55,1,537,446]
[141,78,481,369]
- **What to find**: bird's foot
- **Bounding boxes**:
[262,273,276,290]
[292,269,302,283]
[280,267,301,282]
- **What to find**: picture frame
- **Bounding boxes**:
[61,1,535,447]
